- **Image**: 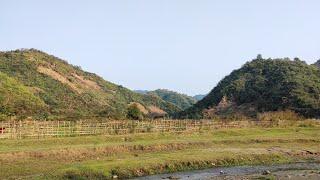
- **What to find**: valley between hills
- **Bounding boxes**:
[0,49,320,179]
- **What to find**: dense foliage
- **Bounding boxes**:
[127,104,144,120]
[179,57,320,119]
[0,49,180,120]
[146,89,197,110]
[0,72,47,120]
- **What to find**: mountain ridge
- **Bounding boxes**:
[193,94,206,101]
[135,89,197,110]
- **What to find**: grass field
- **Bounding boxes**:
[0,125,320,179]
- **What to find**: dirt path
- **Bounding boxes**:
[134,162,320,180]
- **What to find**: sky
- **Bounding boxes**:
[1,1,320,96]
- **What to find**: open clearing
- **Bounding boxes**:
[0,126,320,179]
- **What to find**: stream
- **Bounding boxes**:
[133,162,320,180]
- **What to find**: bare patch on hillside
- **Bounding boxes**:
[37,66,103,94]
[72,73,101,91]
[147,106,166,114]
[129,102,149,115]
[37,66,82,93]
[128,103,168,118]
[147,106,167,118]
[203,96,257,119]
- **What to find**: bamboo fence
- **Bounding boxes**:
[0,119,317,139]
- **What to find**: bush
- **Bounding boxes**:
[127,104,144,120]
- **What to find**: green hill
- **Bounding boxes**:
[145,89,197,110]
[0,49,180,120]
[179,57,320,119]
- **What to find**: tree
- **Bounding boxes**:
[256,54,263,60]
[127,104,143,120]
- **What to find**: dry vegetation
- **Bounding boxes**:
[1,112,318,139]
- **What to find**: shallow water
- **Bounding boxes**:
[133,162,320,180]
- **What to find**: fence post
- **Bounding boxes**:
[37,121,40,139]
[69,121,71,136]
[9,121,12,139]
[57,121,60,137]
[63,121,66,137]
[104,122,107,134]
[33,120,35,138]
[1,121,3,136]
[19,120,22,139]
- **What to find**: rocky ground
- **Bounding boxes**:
[137,162,320,180]
[225,169,320,180]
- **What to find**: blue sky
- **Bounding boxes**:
[1,1,320,95]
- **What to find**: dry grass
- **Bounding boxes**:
[37,66,102,94]
[147,105,167,116]
[129,102,149,115]
[257,110,303,121]
[72,73,101,91]
[0,141,209,162]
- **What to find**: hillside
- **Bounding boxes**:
[0,49,180,120]
[0,72,47,120]
[179,57,320,119]
[135,89,197,110]
[193,94,206,101]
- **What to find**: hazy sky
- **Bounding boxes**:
[1,1,320,95]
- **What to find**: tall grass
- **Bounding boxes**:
[257,110,303,121]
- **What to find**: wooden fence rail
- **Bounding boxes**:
[0,119,318,139]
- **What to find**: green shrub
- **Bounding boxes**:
[127,104,144,120]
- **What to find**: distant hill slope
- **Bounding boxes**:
[0,49,180,120]
[134,90,149,95]
[179,57,320,119]
[193,94,206,101]
[147,89,197,110]
[314,60,320,68]
[135,89,196,110]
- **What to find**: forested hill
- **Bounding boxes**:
[179,57,320,119]
[0,49,180,120]
[135,89,197,110]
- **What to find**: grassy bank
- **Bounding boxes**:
[0,126,319,179]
